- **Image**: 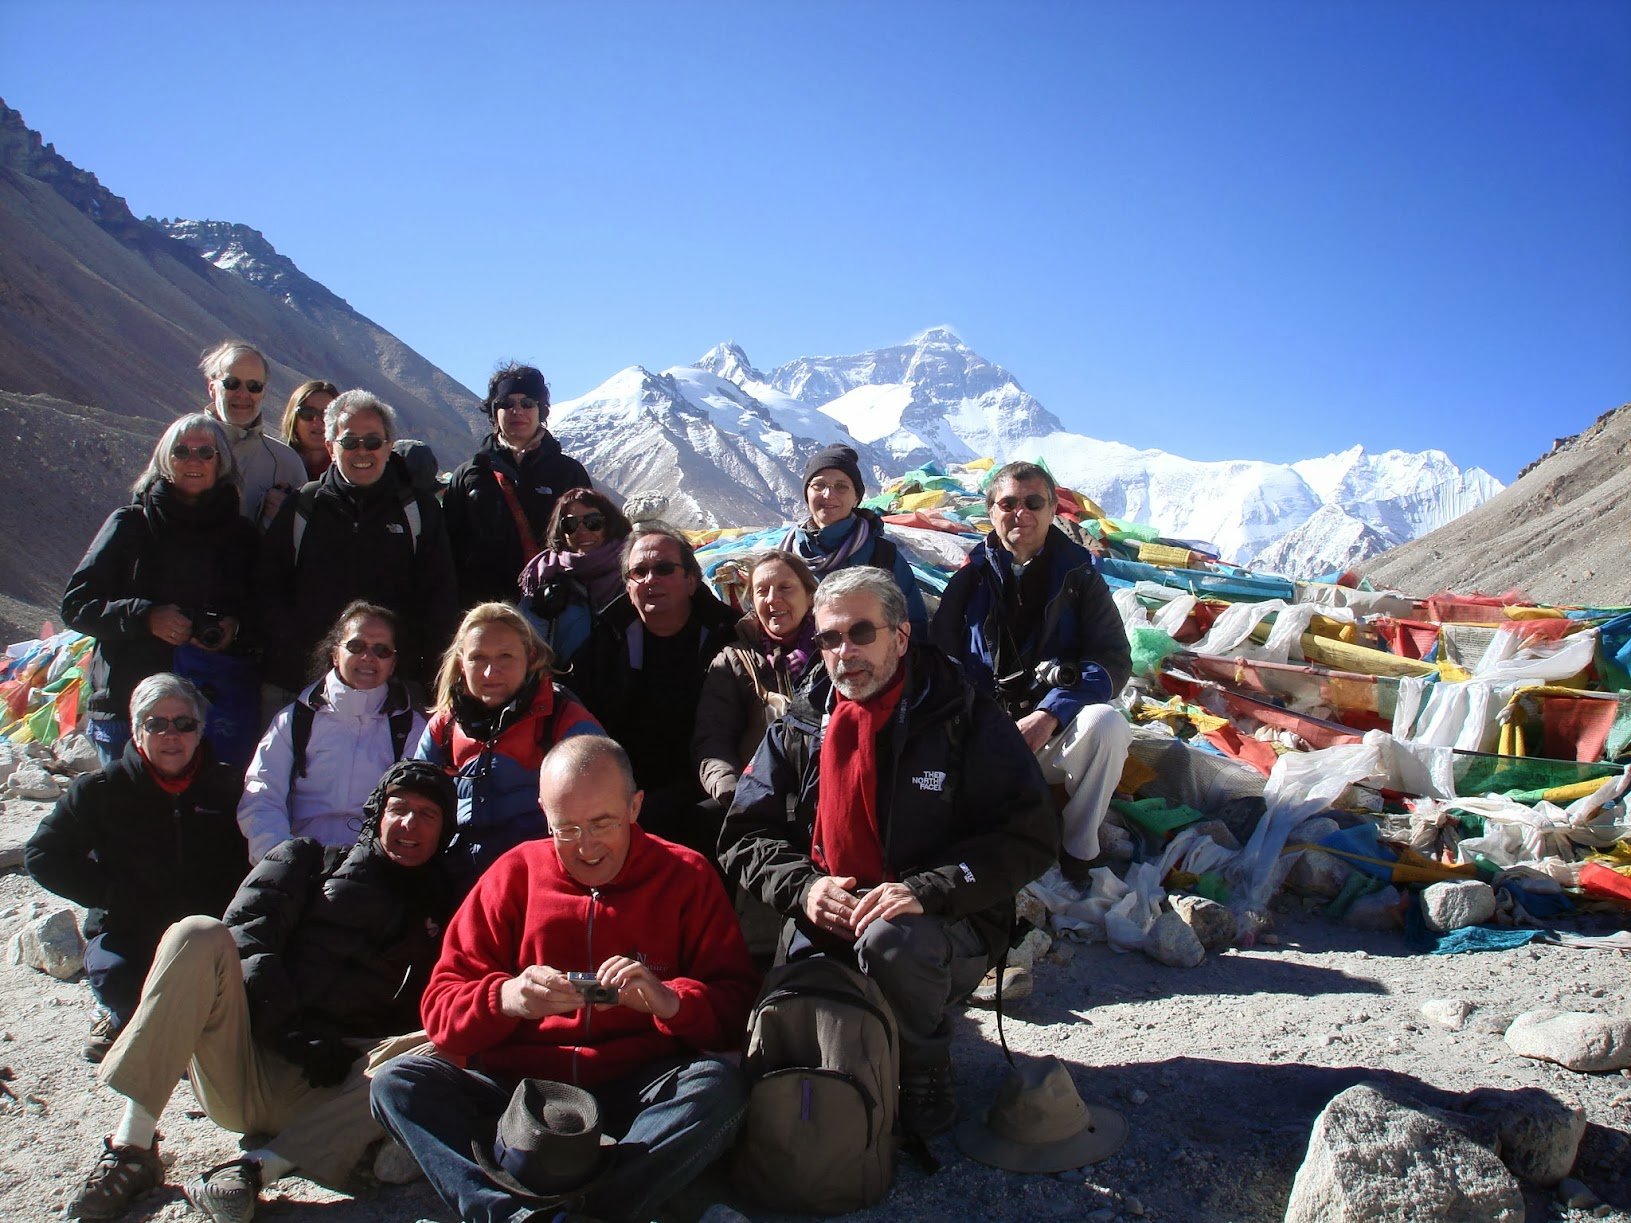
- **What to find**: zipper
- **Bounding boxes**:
[573,886,600,1079]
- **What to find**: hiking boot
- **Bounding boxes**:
[970,963,1034,1006]
[1059,850,1095,885]
[66,1136,164,1220]
[183,1157,262,1223]
[82,1012,121,1064]
[899,1062,957,1137]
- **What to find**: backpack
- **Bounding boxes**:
[287,678,418,784]
[733,957,900,1215]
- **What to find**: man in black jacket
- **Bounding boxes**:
[443,363,592,608]
[568,522,737,855]
[720,567,1057,1137]
[255,391,458,704]
[61,761,459,1223]
[931,461,1133,881]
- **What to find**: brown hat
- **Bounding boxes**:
[471,1079,616,1202]
[955,1057,1127,1173]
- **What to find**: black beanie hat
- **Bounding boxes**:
[486,367,549,418]
[362,759,460,853]
[803,444,865,500]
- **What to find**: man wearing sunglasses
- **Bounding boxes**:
[930,461,1132,884]
[567,523,738,855]
[199,339,307,529]
[721,567,1056,1138]
[443,363,592,607]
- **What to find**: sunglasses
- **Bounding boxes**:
[336,434,387,451]
[342,638,396,660]
[814,620,886,651]
[626,561,683,581]
[562,512,606,535]
[218,375,265,394]
[994,493,1052,514]
[497,397,541,413]
[170,444,218,462]
[140,714,201,735]
[295,405,325,423]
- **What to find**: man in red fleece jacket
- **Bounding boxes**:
[370,735,757,1222]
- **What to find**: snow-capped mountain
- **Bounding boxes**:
[552,328,1501,575]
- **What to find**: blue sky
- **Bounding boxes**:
[2,0,1626,481]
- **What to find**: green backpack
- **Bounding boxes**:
[732,957,900,1215]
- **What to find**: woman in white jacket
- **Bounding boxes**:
[237,601,426,863]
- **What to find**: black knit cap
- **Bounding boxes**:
[803,444,865,499]
[362,759,460,853]
[486,367,549,418]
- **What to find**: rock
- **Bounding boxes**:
[1559,1177,1598,1208]
[0,740,23,785]
[0,843,22,872]
[1461,1086,1585,1187]
[1098,820,1137,862]
[6,909,84,980]
[370,1138,423,1184]
[1420,998,1474,1031]
[51,732,100,777]
[621,492,669,523]
[1284,1082,1522,1223]
[1144,908,1205,968]
[1170,894,1236,950]
[2,761,66,800]
[1016,886,1050,930]
[1284,817,1352,897]
[1016,925,1053,964]
[1343,886,1404,931]
[1505,1010,1631,1073]
[1421,879,1497,933]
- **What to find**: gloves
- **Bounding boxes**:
[271,1028,361,1088]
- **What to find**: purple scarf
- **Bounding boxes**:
[520,536,625,608]
[760,614,818,684]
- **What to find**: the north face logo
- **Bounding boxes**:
[912,770,947,793]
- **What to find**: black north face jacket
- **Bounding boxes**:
[719,643,1057,958]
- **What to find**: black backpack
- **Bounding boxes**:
[288,678,417,784]
[733,957,900,1215]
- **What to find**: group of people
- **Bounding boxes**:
[28,339,1135,1223]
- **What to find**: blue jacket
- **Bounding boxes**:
[930,527,1131,727]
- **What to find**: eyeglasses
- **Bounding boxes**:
[342,638,396,660]
[139,714,201,735]
[562,513,606,535]
[626,561,682,581]
[295,405,325,423]
[814,621,885,651]
[551,815,624,842]
[994,493,1052,514]
[170,444,218,462]
[497,397,541,413]
[336,434,387,451]
[218,375,265,394]
[808,479,854,496]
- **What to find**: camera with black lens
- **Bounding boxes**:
[191,610,227,650]
[1033,659,1081,689]
[566,972,619,1006]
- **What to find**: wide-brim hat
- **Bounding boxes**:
[955,1056,1128,1173]
[471,1079,617,1202]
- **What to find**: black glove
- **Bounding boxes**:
[272,1028,361,1088]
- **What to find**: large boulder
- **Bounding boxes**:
[6,907,85,980]
[1504,1009,1631,1074]
[52,732,101,777]
[1284,1082,1523,1223]
[2,760,68,800]
[1461,1086,1586,1187]
[1421,879,1496,933]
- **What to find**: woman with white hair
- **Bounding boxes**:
[25,674,248,1063]
[197,339,306,527]
[256,390,458,705]
[62,413,262,767]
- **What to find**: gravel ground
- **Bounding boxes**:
[2,793,1629,1223]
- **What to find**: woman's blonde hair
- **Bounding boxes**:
[432,602,554,713]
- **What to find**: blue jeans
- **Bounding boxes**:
[86,718,131,770]
[83,931,147,1027]
[370,1053,746,1223]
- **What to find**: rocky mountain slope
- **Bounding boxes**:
[555,329,1502,574]
[1362,403,1631,605]
[0,99,483,640]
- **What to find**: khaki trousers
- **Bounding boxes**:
[99,914,430,1188]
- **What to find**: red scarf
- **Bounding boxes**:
[138,745,202,794]
[811,663,906,886]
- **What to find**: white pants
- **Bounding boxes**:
[1035,703,1132,861]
